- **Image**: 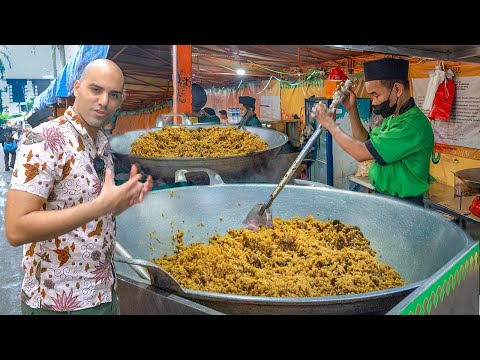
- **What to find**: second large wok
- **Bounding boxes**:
[108,124,288,179]
[114,184,473,315]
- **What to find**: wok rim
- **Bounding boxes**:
[179,281,423,305]
[118,124,289,160]
[454,168,480,185]
[128,146,284,162]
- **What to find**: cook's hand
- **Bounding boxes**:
[334,81,358,112]
[96,164,154,216]
[311,102,336,130]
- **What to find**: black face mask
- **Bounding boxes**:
[372,85,397,118]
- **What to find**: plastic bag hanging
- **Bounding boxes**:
[428,69,456,121]
[422,64,445,111]
[328,67,348,81]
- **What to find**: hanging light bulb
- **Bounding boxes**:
[236,68,245,75]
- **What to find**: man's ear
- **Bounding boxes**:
[395,82,404,97]
[73,80,80,97]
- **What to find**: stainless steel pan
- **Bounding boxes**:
[454,168,480,190]
[114,184,473,314]
[108,124,288,179]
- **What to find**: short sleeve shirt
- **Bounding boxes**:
[10,106,116,311]
[365,105,434,198]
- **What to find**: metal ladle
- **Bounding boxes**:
[237,109,255,129]
[243,108,329,230]
[243,82,352,229]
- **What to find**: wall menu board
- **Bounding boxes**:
[260,95,281,121]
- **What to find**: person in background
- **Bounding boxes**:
[185,83,219,124]
[192,83,207,115]
[4,125,15,138]
[0,126,5,148]
[3,132,17,171]
[311,58,434,207]
[162,85,221,125]
[218,109,228,123]
[203,107,216,116]
[13,126,22,141]
[199,107,220,123]
[4,58,154,315]
[239,96,262,127]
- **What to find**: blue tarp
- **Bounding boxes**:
[33,45,110,112]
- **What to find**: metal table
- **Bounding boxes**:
[424,182,480,227]
[347,177,480,226]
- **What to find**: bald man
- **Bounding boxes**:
[5,59,153,315]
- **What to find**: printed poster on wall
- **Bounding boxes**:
[259,95,281,121]
[412,76,480,149]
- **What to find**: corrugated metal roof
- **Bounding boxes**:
[108,45,367,110]
[35,44,480,112]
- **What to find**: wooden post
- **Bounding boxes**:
[66,96,75,107]
[172,45,192,124]
[347,57,354,74]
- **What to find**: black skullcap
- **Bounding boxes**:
[192,83,207,112]
[203,107,216,116]
[239,96,256,108]
[363,58,409,82]
[26,107,53,128]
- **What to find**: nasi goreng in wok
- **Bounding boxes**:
[152,216,405,297]
[131,126,269,158]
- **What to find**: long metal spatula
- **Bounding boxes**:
[243,123,325,230]
[115,255,185,295]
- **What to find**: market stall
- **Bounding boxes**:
[114,183,475,314]
[29,45,479,314]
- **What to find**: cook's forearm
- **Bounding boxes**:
[328,124,373,162]
[347,106,369,142]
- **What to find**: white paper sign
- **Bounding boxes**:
[412,76,480,149]
[259,95,281,121]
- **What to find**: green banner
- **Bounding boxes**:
[399,243,479,315]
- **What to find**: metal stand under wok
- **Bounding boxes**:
[116,275,223,315]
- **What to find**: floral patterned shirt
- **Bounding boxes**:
[10,106,116,311]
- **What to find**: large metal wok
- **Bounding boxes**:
[114,184,473,315]
[454,168,480,190]
[108,124,288,179]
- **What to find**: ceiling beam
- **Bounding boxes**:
[125,90,167,94]
[124,74,168,89]
[123,71,172,78]
[196,57,236,72]
[450,47,480,60]
[249,45,293,61]
[132,45,172,65]
[196,71,269,77]
[110,45,130,61]
[317,45,449,61]
[115,59,170,70]
[114,50,172,63]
